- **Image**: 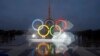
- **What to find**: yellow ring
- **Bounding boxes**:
[37,43,50,55]
[38,25,49,38]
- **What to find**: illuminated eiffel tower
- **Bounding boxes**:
[34,0,55,56]
[44,0,54,39]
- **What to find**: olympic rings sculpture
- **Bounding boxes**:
[32,18,68,38]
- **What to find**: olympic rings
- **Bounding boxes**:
[32,19,44,31]
[50,25,62,37]
[37,43,50,55]
[55,18,68,32]
[38,25,50,38]
[32,18,68,37]
[32,18,68,31]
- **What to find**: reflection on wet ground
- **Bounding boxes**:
[0,35,100,56]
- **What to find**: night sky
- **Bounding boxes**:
[0,0,100,31]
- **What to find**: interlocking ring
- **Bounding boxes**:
[55,18,68,32]
[50,25,62,37]
[32,19,43,31]
[38,25,50,38]
[45,19,55,26]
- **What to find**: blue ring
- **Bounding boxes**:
[32,19,44,31]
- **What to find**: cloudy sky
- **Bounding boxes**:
[0,0,100,31]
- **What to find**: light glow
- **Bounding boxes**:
[32,34,36,38]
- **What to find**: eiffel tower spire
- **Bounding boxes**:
[48,0,51,19]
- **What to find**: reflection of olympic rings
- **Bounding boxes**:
[55,18,67,32]
[50,25,61,37]
[38,25,50,38]
[37,43,50,55]
[32,19,43,31]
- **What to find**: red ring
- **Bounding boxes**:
[55,18,68,32]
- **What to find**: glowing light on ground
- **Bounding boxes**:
[29,39,65,42]
[32,34,36,38]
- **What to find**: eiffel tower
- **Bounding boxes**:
[35,0,55,56]
[39,0,54,39]
[44,0,54,39]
